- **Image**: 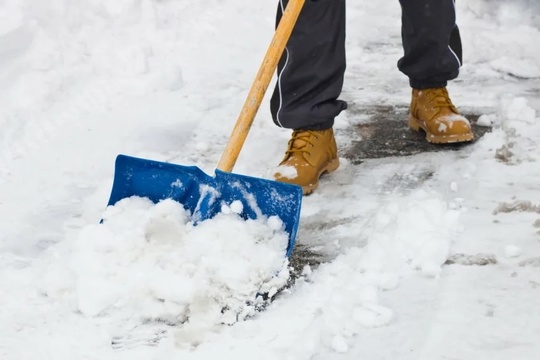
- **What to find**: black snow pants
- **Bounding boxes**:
[271,0,463,130]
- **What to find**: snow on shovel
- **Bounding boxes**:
[106,0,305,257]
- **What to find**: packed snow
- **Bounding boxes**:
[1,0,540,359]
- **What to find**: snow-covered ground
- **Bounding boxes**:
[1,0,539,359]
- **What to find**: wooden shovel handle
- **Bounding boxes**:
[217,0,305,172]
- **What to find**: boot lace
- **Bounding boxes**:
[424,88,457,112]
[286,130,319,156]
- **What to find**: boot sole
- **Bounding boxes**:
[408,114,474,144]
[302,158,340,196]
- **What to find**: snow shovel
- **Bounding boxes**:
[106,0,305,257]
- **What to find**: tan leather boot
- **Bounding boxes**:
[274,129,339,195]
[408,87,474,144]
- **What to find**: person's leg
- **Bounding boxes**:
[271,0,347,130]
[398,0,461,89]
[272,0,347,195]
[398,0,473,144]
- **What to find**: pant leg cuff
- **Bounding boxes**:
[295,119,335,131]
[409,79,448,89]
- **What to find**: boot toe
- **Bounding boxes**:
[274,164,318,194]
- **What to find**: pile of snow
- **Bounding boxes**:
[477,96,539,165]
[44,197,290,341]
[461,0,540,82]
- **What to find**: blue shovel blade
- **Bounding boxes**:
[107,154,302,257]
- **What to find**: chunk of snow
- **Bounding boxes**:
[504,245,522,258]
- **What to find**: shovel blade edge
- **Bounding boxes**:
[107,154,302,257]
